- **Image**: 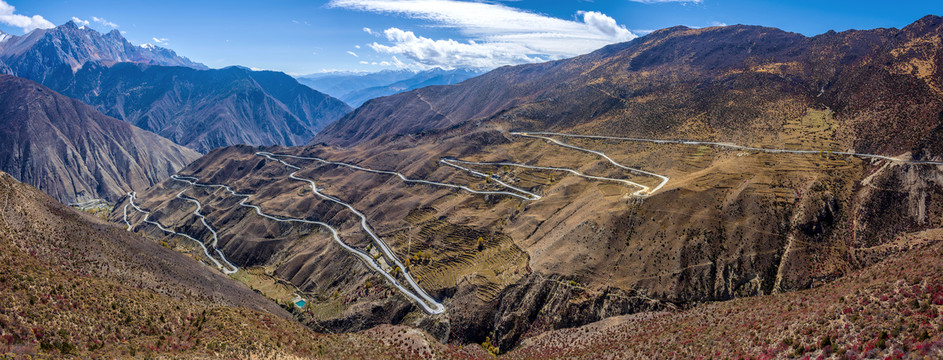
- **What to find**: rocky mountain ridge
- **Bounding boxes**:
[0,20,205,82]
[0,75,200,203]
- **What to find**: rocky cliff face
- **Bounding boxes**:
[0,75,200,203]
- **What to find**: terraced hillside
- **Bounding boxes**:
[111,16,943,353]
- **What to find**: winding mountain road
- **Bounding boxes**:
[255,152,445,314]
[515,131,943,166]
[511,132,670,196]
[264,152,539,200]
[174,189,238,273]
[124,191,236,274]
[169,164,446,314]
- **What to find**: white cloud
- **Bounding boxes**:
[92,16,118,28]
[710,21,727,27]
[370,28,542,69]
[152,37,169,45]
[578,11,633,39]
[0,0,54,33]
[629,0,702,3]
[355,44,361,49]
[71,17,90,26]
[346,50,359,57]
[359,60,369,64]
[330,0,637,69]
[363,27,373,34]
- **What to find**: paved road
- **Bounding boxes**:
[515,131,943,166]
[511,132,670,196]
[125,192,235,273]
[256,152,445,314]
[174,188,238,274]
[171,164,446,315]
[442,158,653,197]
[266,152,539,200]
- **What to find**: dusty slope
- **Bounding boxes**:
[0,75,200,203]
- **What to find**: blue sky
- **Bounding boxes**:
[0,0,939,75]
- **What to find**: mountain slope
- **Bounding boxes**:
[508,238,943,359]
[44,63,352,153]
[299,68,481,108]
[0,170,449,358]
[0,21,205,82]
[0,75,200,203]
[314,15,943,160]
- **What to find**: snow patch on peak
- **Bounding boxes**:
[0,33,11,43]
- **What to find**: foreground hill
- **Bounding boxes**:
[508,237,943,359]
[0,75,200,204]
[113,15,943,353]
[0,171,471,358]
[0,170,296,357]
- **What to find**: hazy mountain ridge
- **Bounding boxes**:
[0,75,200,203]
[298,68,481,107]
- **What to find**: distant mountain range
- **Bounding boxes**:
[297,68,481,107]
[1,21,351,153]
[0,75,200,203]
[44,62,351,153]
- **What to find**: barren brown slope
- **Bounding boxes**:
[0,74,200,203]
